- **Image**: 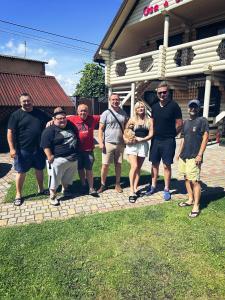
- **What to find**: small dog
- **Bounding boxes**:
[123,122,136,144]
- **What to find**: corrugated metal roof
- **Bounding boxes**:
[0,72,74,107]
[0,54,47,64]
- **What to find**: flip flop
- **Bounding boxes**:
[14,198,23,206]
[178,202,193,207]
[129,194,137,203]
[189,211,200,218]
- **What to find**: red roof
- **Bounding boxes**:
[0,72,73,107]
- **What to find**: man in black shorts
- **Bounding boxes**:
[7,93,50,206]
[146,82,183,200]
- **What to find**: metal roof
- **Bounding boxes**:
[0,72,73,107]
[0,54,47,64]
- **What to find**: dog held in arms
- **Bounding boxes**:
[123,121,136,144]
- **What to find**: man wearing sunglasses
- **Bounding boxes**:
[147,81,183,200]
[177,99,209,218]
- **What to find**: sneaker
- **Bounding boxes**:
[89,188,98,197]
[145,186,156,196]
[49,194,60,206]
[97,184,107,194]
[163,189,171,201]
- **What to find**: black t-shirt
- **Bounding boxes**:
[180,117,209,160]
[151,100,182,139]
[8,108,51,152]
[40,122,79,161]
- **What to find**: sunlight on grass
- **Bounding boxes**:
[5,147,150,203]
[0,198,225,299]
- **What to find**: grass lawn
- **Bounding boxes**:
[0,197,225,299]
[5,147,151,203]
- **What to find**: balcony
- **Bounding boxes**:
[165,33,225,77]
[110,49,160,85]
[109,33,225,86]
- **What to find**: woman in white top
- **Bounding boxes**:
[124,101,153,203]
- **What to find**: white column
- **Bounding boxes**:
[108,87,112,108]
[203,75,212,118]
[163,15,170,47]
[130,82,135,117]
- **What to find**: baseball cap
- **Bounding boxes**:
[188,99,201,107]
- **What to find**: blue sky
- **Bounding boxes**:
[0,0,123,94]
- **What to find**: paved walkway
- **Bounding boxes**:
[0,142,224,227]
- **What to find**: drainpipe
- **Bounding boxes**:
[163,15,170,47]
[203,75,212,118]
[130,82,136,117]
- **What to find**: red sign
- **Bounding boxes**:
[143,0,183,16]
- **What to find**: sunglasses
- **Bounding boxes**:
[158,91,167,95]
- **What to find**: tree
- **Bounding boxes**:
[74,63,106,98]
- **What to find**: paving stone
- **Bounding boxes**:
[0,144,224,227]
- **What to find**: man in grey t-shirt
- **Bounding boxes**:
[98,94,128,193]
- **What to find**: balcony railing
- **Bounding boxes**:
[110,50,159,85]
[165,33,225,77]
[109,33,225,85]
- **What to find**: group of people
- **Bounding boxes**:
[7,81,209,218]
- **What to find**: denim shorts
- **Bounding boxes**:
[14,148,46,173]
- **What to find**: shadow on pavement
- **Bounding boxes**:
[0,163,12,178]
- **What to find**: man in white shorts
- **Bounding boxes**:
[41,109,79,205]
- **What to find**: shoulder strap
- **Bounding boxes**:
[108,109,124,134]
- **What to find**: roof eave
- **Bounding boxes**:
[93,0,138,62]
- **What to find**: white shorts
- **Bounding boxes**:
[125,141,149,158]
[47,157,77,190]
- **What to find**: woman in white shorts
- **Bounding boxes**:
[124,101,153,203]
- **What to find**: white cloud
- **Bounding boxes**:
[6,40,14,49]
[16,43,26,55]
[48,57,58,68]
[36,48,48,57]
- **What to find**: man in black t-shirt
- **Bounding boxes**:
[146,81,183,200]
[177,99,209,218]
[41,109,79,206]
[7,93,51,206]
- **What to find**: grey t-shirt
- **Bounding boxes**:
[100,108,127,144]
[180,117,209,160]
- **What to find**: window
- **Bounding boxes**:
[196,20,225,40]
[156,33,183,49]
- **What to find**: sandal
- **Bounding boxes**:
[129,194,137,203]
[14,198,23,206]
[189,211,200,218]
[178,202,193,207]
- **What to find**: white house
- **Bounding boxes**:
[94,0,225,139]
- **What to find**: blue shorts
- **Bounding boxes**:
[78,151,95,170]
[14,148,46,173]
[149,138,176,165]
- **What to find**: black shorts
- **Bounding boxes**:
[14,148,46,173]
[78,151,95,170]
[149,138,176,165]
